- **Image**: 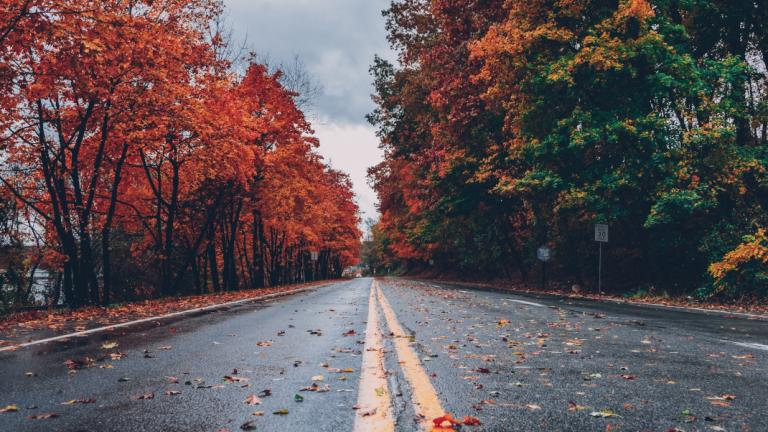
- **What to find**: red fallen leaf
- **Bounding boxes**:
[432,413,460,430]
[28,412,60,419]
[343,330,357,336]
[245,394,262,405]
[166,376,179,384]
[164,390,181,396]
[224,375,248,383]
[130,393,154,400]
[620,374,635,380]
[463,416,482,426]
[474,367,491,374]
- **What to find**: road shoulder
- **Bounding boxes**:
[0,280,341,351]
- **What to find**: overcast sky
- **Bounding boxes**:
[224,0,395,224]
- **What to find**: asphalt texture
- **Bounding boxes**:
[1,277,767,431]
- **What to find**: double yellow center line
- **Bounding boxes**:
[354,280,445,432]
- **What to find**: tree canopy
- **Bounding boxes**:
[0,0,360,309]
[368,0,768,300]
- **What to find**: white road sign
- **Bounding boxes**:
[595,224,609,243]
[537,246,551,262]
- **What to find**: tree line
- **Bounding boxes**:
[0,0,361,310]
[367,0,768,300]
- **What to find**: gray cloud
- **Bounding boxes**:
[224,0,396,224]
[224,0,395,126]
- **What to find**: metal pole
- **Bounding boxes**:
[598,242,602,294]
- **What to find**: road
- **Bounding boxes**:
[1,277,767,431]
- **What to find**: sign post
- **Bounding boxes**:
[594,224,608,293]
[309,251,319,281]
[537,246,551,290]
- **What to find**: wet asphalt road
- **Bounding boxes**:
[1,277,767,431]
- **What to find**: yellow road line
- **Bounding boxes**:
[353,280,395,432]
[375,280,445,430]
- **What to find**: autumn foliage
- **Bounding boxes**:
[0,0,360,309]
[368,0,768,300]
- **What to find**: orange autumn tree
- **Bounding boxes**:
[0,1,361,308]
[233,63,360,289]
[1,0,225,306]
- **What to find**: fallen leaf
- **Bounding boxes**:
[360,408,377,417]
[27,413,60,419]
[463,415,482,426]
[245,395,262,405]
[568,401,589,412]
[432,413,460,430]
[300,383,331,392]
[101,342,118,349]
[240,420,257,430]
[164,390,181,396]
[0,404,18,413]
[130,393,154,400]
[590,409,619,418]
[224,375,248,383]
[273,409,289,415]
[60,398,95,405]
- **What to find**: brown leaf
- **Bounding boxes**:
[130,392,154,400]
[463,415,482,426]
[60,398,95,405]
[27,413,60,419]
